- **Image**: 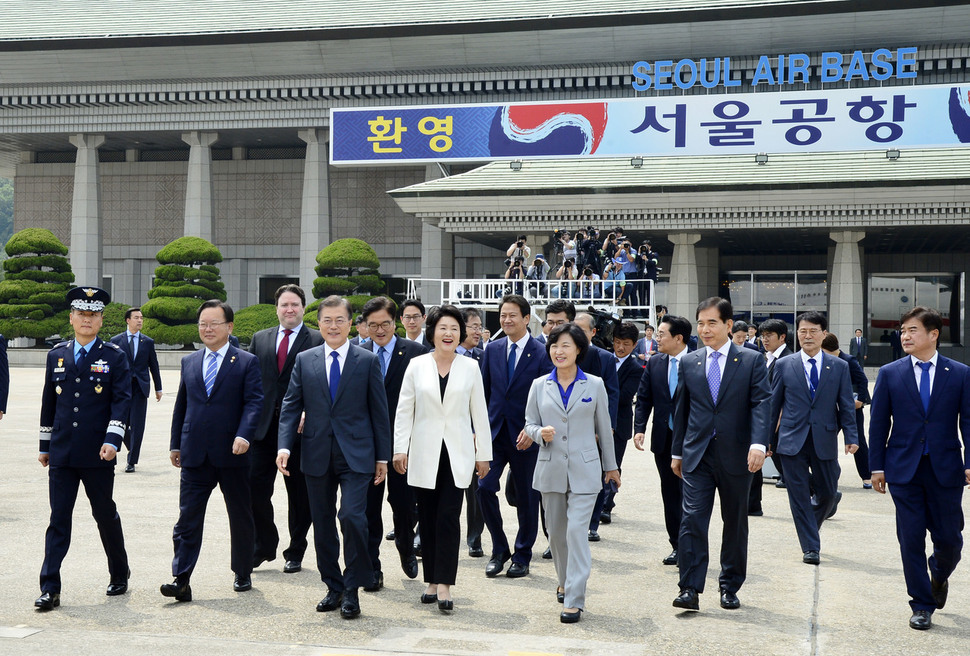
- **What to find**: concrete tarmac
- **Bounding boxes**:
[1,365,968,656]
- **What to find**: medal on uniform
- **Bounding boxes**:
[95,384,103,394]
[57,358,64,368]
[55,385,62,395]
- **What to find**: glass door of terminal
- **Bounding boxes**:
[724,271,827,333]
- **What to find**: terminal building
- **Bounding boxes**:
[1,1,967,362]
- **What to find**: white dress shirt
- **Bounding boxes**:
[323,340,351,386]
[766,343,789,368]
[506,333,531,371]
[275,322,304,354]
[912,351,939,395]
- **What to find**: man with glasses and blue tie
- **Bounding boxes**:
[277,295,390,619]
[767,311,858,567]
[161,300,263,602]
[360,296,427,591]
[870,306,970,631]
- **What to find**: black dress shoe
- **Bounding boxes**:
[556,587,565,603]
[363,571,384,592]
[385,529,395,541]
[560,608,582,623]
[400,550,419,579]
[340,588,361,619]
[283,560,302,573]
[748,508,764,517]
[599,511,612,525]
[909,610,932,630]
[826,491,843,519]
[437,598,454,613]
[160,579,192,602]
[673,588,699,611]
[506,562,529,578]
[663,550,678,566]
[931,574,949,609]
[316,589,343,612]
[485,551,511,578]
[124,464,135,473]
[34,591,60,611]
[233,575,252,592]
[803,550,820,565]
[775,478,786,488]
[420,593,438,604]
[468,545,484,558]
[587,530,601,542]
[542,547,552,560]
[107,567,131,596]
[720,589,740,609]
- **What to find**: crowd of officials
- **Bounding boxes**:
[26,283,970,631]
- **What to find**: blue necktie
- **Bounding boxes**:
[707,351,721,404]
[329,351,341,403]
[918,361,932,454]
[808,357,819,400]
[130,333,138,360]
[204,352,218,396]
[668,358,678,430]
[378,346,388,378]
[75,346,88,368]
[507,343,517,383]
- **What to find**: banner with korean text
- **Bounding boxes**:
[330,83,970,164]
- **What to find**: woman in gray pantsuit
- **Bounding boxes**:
[524,323,619,623]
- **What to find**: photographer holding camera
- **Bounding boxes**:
[602,258,626,305]
[552,257,579,298]
[614,239,639,313]
[578,265,602,299]
[501,256,527,297]
[634,241,660,317]
[505,235,531,268]
[560,231,578,265]
[602,231,619,261]
[580,227,602,273]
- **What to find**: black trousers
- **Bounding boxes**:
[654,431,684,550]
[172,458,254,581]
[123,391,148,466]
[851,408,872,480]
[366,458,418,573]
[40,465,128,593]
[415,445,464,585]
[465,475,484,549]
[304,440,371,592]
[249,415,312,562]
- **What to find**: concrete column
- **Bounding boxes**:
[125,149,139,163]
[667,232,702,321]
[829,230,866,347]
[222,258,250,310]
[181,131,218,240]
[298,129,332,296]
[419,164,454,305]
[69,133,105,287]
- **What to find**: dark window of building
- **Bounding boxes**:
[259,277,299,305]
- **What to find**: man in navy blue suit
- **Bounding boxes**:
[161,300,263,602]
[277,295,390,619]
[870,306,970,631]
[111,307,162,473]
[478,295,552,579]
[768,311,857,565]
[634,314,692,566]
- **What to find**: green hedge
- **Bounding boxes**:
[315,238,380,272]
[1,312,68,339]
[142,296,204,323]
[231,304,279,344]
[154,264,222,282]
[3,254,74,274]
[312,276,357,298]
[346,274,385,294]
[3,228,68,256]
[147,282,221,299]
[142,317,200,346]
[156,236,224,265]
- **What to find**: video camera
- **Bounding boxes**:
[585,306,621,351]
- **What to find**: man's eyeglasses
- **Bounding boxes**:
[366,321,394,331]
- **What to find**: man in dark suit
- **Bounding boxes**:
[768,311,858,565]
[162,300,263,602]
[633,314,692,566]
[478,294,553,579]
[760,318,795,488]
[591,321,643,527]
[458,306,486,557]
[35,286,132,611]
[401,299,432,350]
[361,296,427,591]
[350,315,370,347]
[821,333,872,488]
[248,285,321,575]
[633,324,659,361]
[111,307,162,473]
[870,306,970,631]
[671,297,771,612]
[731,321,761,352]
[277,295,390,619]
[848,328,868,362]
[890,325,904,361]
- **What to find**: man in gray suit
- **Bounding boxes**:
[671,297,771,612]
[768,311,858,565]
[277,295,391,620]
[848,328,868,362]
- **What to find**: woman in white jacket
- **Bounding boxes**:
[393,304,491,613]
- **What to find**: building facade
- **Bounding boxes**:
[1,1,968,361]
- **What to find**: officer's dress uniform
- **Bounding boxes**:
[38,336,132,597]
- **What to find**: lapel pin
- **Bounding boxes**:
[945,367,950,371]
[825,365,830,370]
[398,351,403,356]
[230,355,236,363]
[527,353,531,358]
[733,358,738,362]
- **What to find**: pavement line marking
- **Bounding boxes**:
[810,563,821,656]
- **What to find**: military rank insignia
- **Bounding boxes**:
[55,385,62,395]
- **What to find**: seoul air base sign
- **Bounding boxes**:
[330,48,970,164]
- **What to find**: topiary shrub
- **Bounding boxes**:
[142,236,226,347]
[0,228,74,343]
[311,239,386,318]
[231,304,279,345]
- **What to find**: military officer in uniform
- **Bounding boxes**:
[35,286,132,611]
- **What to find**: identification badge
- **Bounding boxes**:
[55,385,62,395]
[91,359,109,374]
[95,384,103,394]
[53,367,65,373]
